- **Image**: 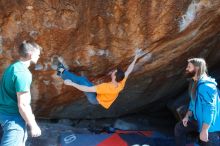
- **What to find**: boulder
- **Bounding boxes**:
[0,0,220,119]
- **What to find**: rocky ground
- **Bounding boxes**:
[0,110,176,146]
[25,110,176,146]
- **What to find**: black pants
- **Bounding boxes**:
[174,120,220,146]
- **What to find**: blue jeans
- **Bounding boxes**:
[0,113,27,146]
[61,70,99,105]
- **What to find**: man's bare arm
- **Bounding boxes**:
[125,49,143,78]
[185,110,193,118]
[17,92,41,137]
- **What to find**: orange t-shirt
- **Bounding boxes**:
[95,78,127,109]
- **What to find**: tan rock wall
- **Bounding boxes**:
[0,0,220,118]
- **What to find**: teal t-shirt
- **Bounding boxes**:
[0,61,32,115]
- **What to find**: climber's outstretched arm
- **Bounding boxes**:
[125,49,143,78]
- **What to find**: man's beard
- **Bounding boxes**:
[184,70,196,79]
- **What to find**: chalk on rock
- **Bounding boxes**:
[51,55,69,70]
[135,48,147,57]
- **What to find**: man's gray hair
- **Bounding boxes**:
[18,40,42,58]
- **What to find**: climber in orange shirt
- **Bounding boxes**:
[57,49,143,109]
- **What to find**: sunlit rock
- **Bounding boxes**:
[0,0,220,119]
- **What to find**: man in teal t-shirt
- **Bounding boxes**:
[0,61,32,115]
[0,41,42,146]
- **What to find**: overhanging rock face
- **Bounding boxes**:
[0,0,220,119]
